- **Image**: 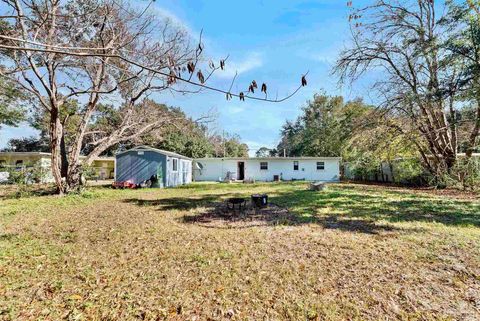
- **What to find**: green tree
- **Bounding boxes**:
[146,114,215,159]
[224,135,249,157]
[335,0,480,180]
[345,121,418,183]
[444,0,480,157]
[277,93,371,158]
[0,79,26,129]
[29,98,248,159]
[255,147,271,157]
[2,136,49,152]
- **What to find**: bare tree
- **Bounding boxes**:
[0,0,307,194]
[335,0,479,178]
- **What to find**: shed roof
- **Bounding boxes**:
[116,145,192,160]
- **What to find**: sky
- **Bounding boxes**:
[0,0,373,155]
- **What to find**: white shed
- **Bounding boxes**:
[193,157,341,182]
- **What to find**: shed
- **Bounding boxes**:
[115,146,192,188]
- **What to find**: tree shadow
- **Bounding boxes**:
[181,203,402,234]
[0,233,18,241]
[124,192,407,234]
[314,215,399,234]
[270,189,480,227]
[124,185,479,232]
[0,184,57,200]
[123,194,229,211]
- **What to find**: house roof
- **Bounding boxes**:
[115,145,192,160]
[0,151,115,161]
[0,151,52,157]
[194,156,342,161]
[80,155,116,161]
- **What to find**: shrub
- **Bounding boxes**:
[348,156,381,181]
[80,164,97,180]
[6,161,48,185]
[3,162,49,198]
[444,157,480,191]
[393,158,429,186]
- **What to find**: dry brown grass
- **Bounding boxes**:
[0,182,479,320]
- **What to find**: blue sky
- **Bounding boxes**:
[0,0,372,155]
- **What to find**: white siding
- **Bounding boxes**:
[194,158,340,182]
[194,159,237,181]
[166,157,192,187]
[182,159,193,184]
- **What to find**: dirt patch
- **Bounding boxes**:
[182,201,404,235]
[182,202,294,228]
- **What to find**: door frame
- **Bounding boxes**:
[237,161,245,180]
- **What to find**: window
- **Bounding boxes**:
[316,161,325,170]
[260,162,268,170]
[293,161,299,171]
[172,158,178,171]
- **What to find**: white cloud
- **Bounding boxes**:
[311,53,336,65]
[148,6,195,36]
[215,52,264,79]
[131,2,263,79]
[229,106,245,114]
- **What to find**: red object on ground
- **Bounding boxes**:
[112,181,137,189]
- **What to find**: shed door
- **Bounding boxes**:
[183,160,189,184]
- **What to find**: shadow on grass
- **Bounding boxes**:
[123,194,228,211]
[270,188,480,228]
[0,184,57,200]
[0,233,18,241]
[124,191,411,234]
[123,184,479,232]
[181,206,401,234]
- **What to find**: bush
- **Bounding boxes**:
[443,157,480,191]
[349,156,381,181]
[393,158,430,186]
[80,164,97,180]
[6,162,49,185]
[2,162,49,198]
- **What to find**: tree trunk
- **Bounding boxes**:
[388,161,395,183]
[49,109,65,195]
[60,133,69,178]
[66,162,83,192]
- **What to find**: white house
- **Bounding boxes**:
[193,157,341,182]
[0,152,115,183]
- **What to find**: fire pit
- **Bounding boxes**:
[226,197,247,211]
[251,194,268,208]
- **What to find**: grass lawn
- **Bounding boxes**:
[0,182,479,320]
